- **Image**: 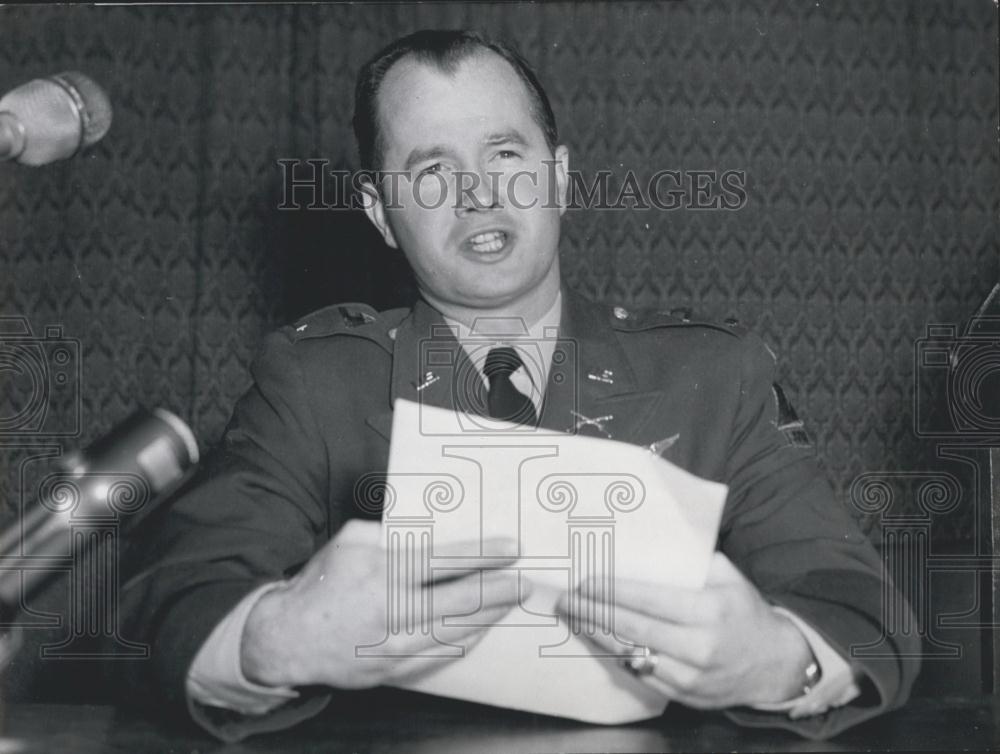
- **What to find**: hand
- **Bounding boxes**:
[557,552,814,709]
[241,519,525,689]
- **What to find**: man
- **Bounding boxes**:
[119,29,920,743]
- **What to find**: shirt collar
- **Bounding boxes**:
[443,291,563,399]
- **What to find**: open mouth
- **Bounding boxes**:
[467,230,508,254]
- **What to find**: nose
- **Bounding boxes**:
[455,168,501,216]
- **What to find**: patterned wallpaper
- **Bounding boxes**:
[0,0,997,700]
[3,1,997,526]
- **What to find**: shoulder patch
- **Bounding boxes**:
[285,302,402,345]
[608,304,747,337]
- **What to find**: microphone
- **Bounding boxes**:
[0,408,199,607]
[0,71,112,166]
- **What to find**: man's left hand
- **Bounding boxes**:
[556,552,814,709]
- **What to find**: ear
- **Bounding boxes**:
[360,177,399,249]
[553,145,570,216]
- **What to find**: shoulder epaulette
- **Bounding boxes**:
[284,302,407,347]
[607,304,748,337]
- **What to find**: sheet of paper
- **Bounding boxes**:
[376,398,727,724]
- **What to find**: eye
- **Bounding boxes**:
[418,163,443,176]
[497,150,521,160]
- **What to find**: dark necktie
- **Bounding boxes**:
[483,346,538,426]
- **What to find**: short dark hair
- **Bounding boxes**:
[353,29,559,173]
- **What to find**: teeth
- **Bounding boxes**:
[470,231,506,253]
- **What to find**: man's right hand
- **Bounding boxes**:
[240,519,524,690]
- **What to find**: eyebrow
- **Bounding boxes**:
[402,130,531,171]
[484,130,529,148]
[403,145,453,172]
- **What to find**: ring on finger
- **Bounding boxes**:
[621,645,659,677]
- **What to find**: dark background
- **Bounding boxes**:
[0,1,998,706]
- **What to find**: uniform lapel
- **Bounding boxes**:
[365,298,486,443]
[538,289,662,444]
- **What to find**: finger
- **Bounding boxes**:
[569,617,698,689]
[570,625,722,708]
[637,671,676,701]
[424,538,521,582]
[576,578,711,625]
[633,660,723,710]
[427,556,521,583]
[356,582,520,666]
[387,602,516,682]
[435,601,517,646]
[431,570,524,618]
[429,537,519,559]
[564,598,707,664]
[431,537,520,568]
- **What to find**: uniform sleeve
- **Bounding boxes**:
[717,333,921,739]
[751,607,861,715]
[186,582,300,713]
[185,581,332,742]
[116,330,333,739]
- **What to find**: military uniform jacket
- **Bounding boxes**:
[118,289,920,741]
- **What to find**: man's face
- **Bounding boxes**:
[364,52,569,322]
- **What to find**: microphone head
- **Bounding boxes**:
[0,71,112,166]
[50,71,113,149]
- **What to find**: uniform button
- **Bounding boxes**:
[387,327,397,341]
[724,317,740,327]
[613,306,629,320]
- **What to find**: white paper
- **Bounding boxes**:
[376,398,727,724]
